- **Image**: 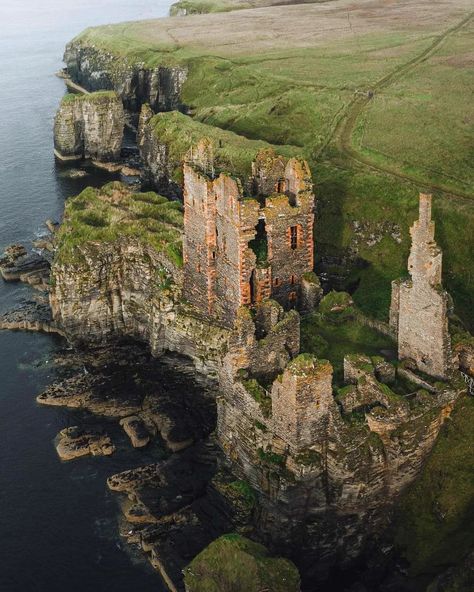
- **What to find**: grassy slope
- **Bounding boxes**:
[354,19,474,196]
[73,0,474,329]
[149,111,298,183]
[169,0,324,16]
[393,395,474,587]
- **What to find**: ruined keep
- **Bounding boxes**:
[216,299,462,581]
[390,193,452,378]
[183,143,320,328]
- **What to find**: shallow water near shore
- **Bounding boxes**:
[0,1,172,590]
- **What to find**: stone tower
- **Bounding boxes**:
[390,193,452,378]
[271,354,333,452]
[183,144,319,328]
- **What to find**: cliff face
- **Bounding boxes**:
[50,183,228,373]
[137,104,182,197]
[54,92,124,161]
[64,42,187,113]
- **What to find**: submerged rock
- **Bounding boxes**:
[55,426,115,460]
[54,91,124,161]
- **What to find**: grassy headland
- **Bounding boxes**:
[70,0,474,328]
[55,182,183,266]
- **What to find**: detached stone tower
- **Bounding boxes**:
[390,193,452,378]
[183,143,319,328]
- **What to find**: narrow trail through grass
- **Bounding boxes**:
[332,11,474,201]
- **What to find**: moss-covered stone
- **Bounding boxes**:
[183,534,301,592]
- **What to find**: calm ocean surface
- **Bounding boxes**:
[0,2,172,590]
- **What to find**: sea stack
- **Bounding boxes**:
[53,91,124,161]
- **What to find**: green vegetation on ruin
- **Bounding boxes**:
[242,378,272,417]
[393,395,474,588]
[55,182,183,267]
[257,448,285,466]
[73,0,474,329]
[301,292,395,384]
[183,533,300,592]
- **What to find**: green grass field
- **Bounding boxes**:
[55,182,183,267]
[353,19,474,196]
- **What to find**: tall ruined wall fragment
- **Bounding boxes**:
[390,194,452,378]
[54,92,124,161]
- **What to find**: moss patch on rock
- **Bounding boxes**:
[183,533,300,592]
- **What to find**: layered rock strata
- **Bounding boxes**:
[64,42,187,112]
[54,91,124,161]
[55,426,115,460]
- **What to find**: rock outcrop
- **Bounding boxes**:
[54,91,124,161]
[137,104,183,197]
[64,42,187,112]
[55,426,115,460]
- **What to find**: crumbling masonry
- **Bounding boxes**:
[183,143,320,327]
[390,193,452,378]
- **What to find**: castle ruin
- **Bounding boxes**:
[390,193,452,379]
[182,143,320,328]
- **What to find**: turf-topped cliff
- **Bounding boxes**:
[137,107,298,194]
[63,0,474,330]
[183,534,301,592]
[50,182,227,372]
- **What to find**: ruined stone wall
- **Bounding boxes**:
[54,92,124,161]
[182,156,247,327]
[271,356,333,451]
[390,194,452,378]
[264,191,314,309]
[216,306,462,581]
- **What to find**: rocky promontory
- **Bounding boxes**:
[49,181,227,373]
[63,42,187,113]
[54,91,124,161]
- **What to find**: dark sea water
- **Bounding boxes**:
[0,2,172,590]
